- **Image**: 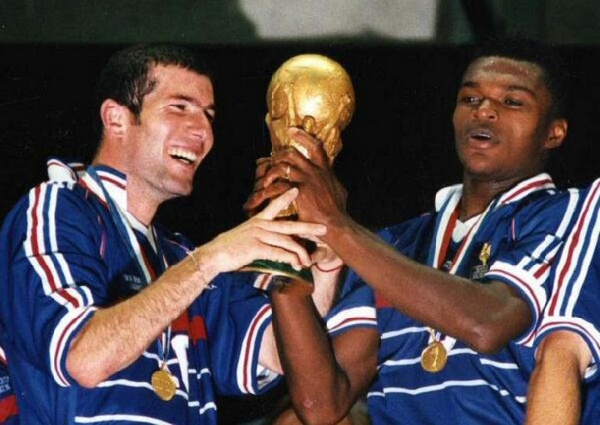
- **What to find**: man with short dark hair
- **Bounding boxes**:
[247,38,578,424]
[0,44,326,424]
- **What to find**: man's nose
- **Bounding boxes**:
[189,111,212,139]
[473,98,498,121]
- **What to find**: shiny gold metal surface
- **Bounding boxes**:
[244,54,355,292]
[267,54,355,219]
[421,341,448,373]
[151,368,177,401]
[266,53,355,161]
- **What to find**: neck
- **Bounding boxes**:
[127,178,161,227]
[92,157,160,227]
[459,173,535,221]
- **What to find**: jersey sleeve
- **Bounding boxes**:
[324,223,424,338]
[325,267,378,338]
[485,190,582,345]
[0,182,107,388]
[535,181,600,382]
[202,272,281,396]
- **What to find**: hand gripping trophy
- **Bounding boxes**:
[243,53,355,294]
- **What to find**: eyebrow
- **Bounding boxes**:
[170,94,216,111]
[460,81,538,98]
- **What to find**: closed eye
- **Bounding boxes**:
[170,103,188,112]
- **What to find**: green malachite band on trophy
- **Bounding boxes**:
[242,258,314,292]
[243,259,313,283]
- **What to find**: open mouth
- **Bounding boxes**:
[168,147,197,165]
[468,130,493,142]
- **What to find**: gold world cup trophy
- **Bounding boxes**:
[243,53,356,294]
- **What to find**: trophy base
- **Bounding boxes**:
[242,259,314,295]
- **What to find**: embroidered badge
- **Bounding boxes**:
[479,242,491,266]
[471,242,491,280]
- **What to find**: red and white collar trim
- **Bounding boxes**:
[81,168,128,213]
[434,173,555,213]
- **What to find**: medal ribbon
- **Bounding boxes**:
[426,188,499,352]
[86,167,172,368]
[423,176,555,364]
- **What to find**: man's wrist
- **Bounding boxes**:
[186,245,219,284]
[313,262,344,273]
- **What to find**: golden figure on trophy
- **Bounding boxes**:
[243,53,355,294]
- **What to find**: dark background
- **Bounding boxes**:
[1,44,598,245]
[3,2,600,424]
[1,43,600,423]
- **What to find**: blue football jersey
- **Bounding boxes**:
[0,164,279,424]
[325,174,579,424]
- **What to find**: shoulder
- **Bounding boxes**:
[513,185,575,212]
[22,179,92,209]
[496,188,581,248]
[577,178,600,207]
[1,180,103,242]
[5,180,84,218]
[377,212,435,245]
[511,188,579,223]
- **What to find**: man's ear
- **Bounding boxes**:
[545,118,568,150]
[100,99,130,139]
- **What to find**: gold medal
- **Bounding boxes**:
[421,340,448,373]
[151,368,177,401]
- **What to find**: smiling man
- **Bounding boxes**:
[246,38,578,424]
[0,44,327,425]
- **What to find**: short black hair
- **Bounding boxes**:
[95,44,211,131]
[467,37,569,121]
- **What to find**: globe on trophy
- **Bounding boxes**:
[243,53,355,294]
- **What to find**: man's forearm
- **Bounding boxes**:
[258,264,342,373]
[270,291,370,425]
[324,217,531,353]
[525,331,590,425]
[66,249,214,387]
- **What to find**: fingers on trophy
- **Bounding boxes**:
[242,53,355,294]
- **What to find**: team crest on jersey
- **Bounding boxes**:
[471,242,491,280]
[478,242,491,266]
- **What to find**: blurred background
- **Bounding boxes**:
[2,0,600,45]
[1,1,600,422]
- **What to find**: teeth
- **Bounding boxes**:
[470,131,492,140]
[168,148,198,164]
